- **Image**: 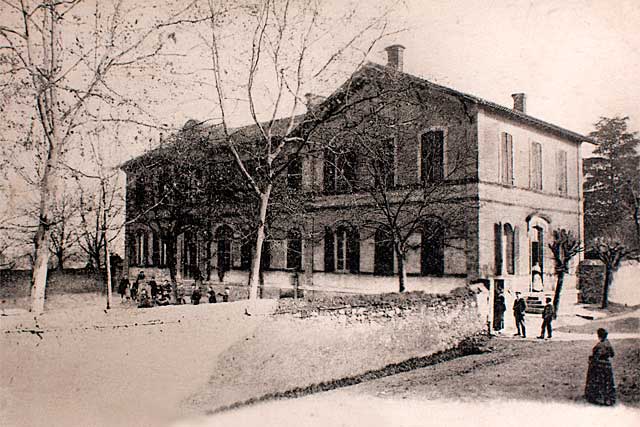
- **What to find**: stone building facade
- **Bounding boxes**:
[123,45,587,298]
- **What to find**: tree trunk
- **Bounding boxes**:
[396,249,407,293]
[166,235,179,303]
[249,186,271,301]
[30,7,62,315]
[56,252,64,272]
[102,184,113,310]
[104,234,113,310]
[552,269,565,318]
[601,266,613,309]
[31,223,51,315]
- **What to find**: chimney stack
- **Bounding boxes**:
[511,93,526,114]
[385,44,405,72]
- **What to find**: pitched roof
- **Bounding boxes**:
[360,62,591,144]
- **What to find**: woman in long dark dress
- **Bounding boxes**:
[585,328,616,406]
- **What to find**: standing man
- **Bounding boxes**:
[513,292,527,338]
[538,297,554,339]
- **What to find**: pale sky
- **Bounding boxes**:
[148,0,640,154]
[2,0,639,263]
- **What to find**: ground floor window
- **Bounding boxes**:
[421,219,444,276]
[216,225,233,275]
[374,226,394,276]
[286,228,302,271]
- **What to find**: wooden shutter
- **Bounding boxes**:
[494,223,503,275]
[152,232,160,266]
[324,227,335,272]
[348,228,360,273]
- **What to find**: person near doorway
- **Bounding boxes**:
[513,292,527,338]
[538,297,554,339]
[531,263,543,292]
[585,328,616,406]
[494,293,506,333]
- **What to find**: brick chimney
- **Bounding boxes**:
[511,93,526,114]
[385,44,405,72]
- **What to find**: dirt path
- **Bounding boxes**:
[176,314,640,426]
[0,300,276,427]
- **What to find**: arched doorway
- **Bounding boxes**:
[374,226,394,276]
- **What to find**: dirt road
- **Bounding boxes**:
[177,312,640,427]
[0,300,276,427]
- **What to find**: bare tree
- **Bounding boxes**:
[194,0,396,301]
[48,188,80,271]
[591,238,637,309]
[548,229,583,316]
[0,0,185,313]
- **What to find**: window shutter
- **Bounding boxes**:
[513,226,519,274]
[494,223,503,275]
[348,228,360,273]
[152,232,160,266]
[324,227,335,272]
[143,232,149,266]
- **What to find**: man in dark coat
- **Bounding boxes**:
[538,297,554,339]
[513,292,527,338]
[148,276,158,301]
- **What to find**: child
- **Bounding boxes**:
[538,297,554,339]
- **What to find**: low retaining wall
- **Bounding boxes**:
[0,269,106,308]
[186,287,487,413]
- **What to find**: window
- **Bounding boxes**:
[374,226,394,276]
[152,232,160,266]
[530,142,542,191]
[128,237,137,267]
[501,132,514,185]
[240,240,252,271]
[374,138,396,188]
[286,228,302,271]
[420,131,444,183]
[287,157,302,191]
[324,148,357,194]
[557,150,568,195]
[531,226,544,276]
[134,177,146,206]
[421,219,444,276]
[333,224,360,273]
[323,148,336,193]
[324,227,335,272]
[504,224,516,275]
[216,225,233,275]
[136,231,147,266]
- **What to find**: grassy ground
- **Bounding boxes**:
[347,337,640,407]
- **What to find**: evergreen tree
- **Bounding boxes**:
[584,117,640,247]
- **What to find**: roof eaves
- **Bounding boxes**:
[364,62,593,144]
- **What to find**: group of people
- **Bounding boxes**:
[494,289,617,406]
[117,271,231,308]
[493,291,554,339]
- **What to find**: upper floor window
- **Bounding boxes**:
[530,142,543,191]
[373,138,396,189]
[501,132,514,186]
[287,157,302,191]
[420,130,444,183]
[286,228,302,271]
[557,150,568,195]
[324,147,357,194]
